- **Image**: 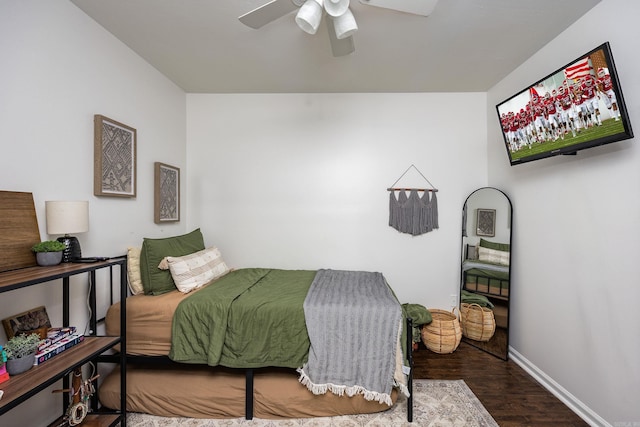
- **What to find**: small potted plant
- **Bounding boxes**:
[3,333,42,375]
[31,240,66,266]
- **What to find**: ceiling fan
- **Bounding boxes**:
[239,0,439,57]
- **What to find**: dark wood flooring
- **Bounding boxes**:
[412,341,589,426]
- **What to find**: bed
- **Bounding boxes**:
[98,229,413,421]
[462,240,510,299]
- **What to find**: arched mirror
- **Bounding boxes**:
[460,187,512,360]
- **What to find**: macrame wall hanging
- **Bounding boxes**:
[387,165,439,236]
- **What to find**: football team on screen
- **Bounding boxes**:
[501,68,621,153]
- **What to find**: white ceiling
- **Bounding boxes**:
[70,0,600,93]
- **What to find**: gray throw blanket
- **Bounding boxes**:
[298,269,403,405]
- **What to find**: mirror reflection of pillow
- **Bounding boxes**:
[158,247,230,293]
[479,238,510,252]
[478,246,510,266]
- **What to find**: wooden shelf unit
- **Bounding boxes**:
[0,259,127,427]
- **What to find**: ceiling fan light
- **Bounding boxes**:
[324,0,349,17]
[332,8,357,39]
[295,0,324,34]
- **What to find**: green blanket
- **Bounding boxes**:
[169,268,315,368]
[402,303,432,343]
[460,290,494,308]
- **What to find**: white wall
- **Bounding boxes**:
[186,93,487,311]
[0,1,186,425]
[487,0,640,424]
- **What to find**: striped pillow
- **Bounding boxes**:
[159,247,230,293]
[127,246,144,295]
[478,246,510,266]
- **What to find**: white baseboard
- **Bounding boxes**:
[508,347,611,427]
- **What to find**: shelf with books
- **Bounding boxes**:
[0,259,127,426]
[0,337,119,412]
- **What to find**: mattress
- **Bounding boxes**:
[105,289,189,355]
[99,363,397,419]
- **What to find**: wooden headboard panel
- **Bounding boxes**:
[0,191,41,272]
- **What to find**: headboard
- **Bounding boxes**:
[0,191,41,272]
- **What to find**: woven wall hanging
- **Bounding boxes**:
[387,165,439,236]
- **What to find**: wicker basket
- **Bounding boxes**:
[421,308,462,354]
[461,303,496,342]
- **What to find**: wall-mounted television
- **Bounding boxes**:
[497,42,633,166]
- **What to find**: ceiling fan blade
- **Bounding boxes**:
[358,0,438,16]
[326,18,355,57]
[239,0,299,29]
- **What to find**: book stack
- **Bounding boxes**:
[34,327,85,366]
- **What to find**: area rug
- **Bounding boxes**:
[125,379,498,427]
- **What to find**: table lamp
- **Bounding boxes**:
[45,201,89,262]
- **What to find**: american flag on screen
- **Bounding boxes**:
[564,57,592,82]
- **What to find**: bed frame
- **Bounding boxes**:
[463,271,509,298]
[97,282,415,422]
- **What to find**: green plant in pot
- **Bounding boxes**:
[32,240,66,266]
[4,333,42,375]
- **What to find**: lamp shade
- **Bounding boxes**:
[45,201,89,235]
[332,7,357,39]
[296,0,324,35]
[324,0,349,17]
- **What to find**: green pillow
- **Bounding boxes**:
[140,228,205,295]
[479,238,510,252]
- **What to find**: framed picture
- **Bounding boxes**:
[2,306,51,339]
[154,162,180,223]
[476,208,496,237]
[94,114,137,198]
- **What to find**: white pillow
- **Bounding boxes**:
[159,247,230,293]
[478,246,510,266]
[127,247,144,295]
